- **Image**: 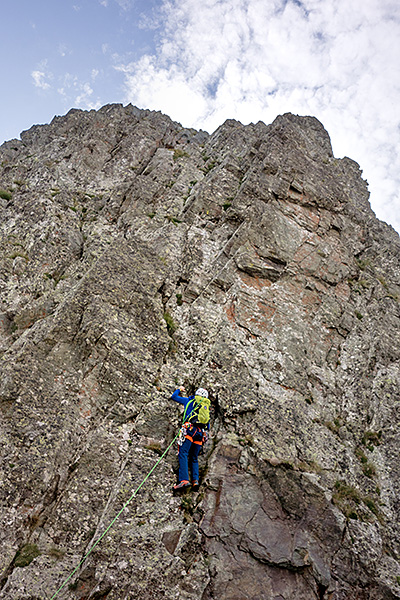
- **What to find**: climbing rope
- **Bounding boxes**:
[49,431,180,600]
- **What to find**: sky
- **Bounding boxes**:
[1,0,399,233]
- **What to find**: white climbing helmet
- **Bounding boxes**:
[195,387,209,398]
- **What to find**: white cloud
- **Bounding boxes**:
[31,60,52,90]
[75,82,94,105]
[113,0,134,10]
[138,10,162,31]
[117,0,400,232]
[57,72,78,97]
[32,71,51,90]
[57,73,101,111]
[58,43,70,57]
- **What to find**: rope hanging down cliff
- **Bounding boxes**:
[49,431,180,600]
[48,395,205,600]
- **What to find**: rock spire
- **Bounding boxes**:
[1,104,400,599]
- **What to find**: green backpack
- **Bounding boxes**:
[191,395,211,425]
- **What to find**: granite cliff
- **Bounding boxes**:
[0,104,400,599]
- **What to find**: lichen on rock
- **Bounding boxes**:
[1,104,400,599]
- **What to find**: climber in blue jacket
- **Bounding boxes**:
[171,385,210,492]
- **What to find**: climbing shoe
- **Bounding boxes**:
[192,480,199,491]
[173,480,190,492]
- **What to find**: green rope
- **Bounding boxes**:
[49,432,179,600]
[182,401,193,424]
[182,396,200,424]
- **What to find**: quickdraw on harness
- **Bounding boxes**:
[177,423,208,447]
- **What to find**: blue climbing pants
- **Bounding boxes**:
[178,427,203,482]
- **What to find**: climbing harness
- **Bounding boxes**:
[49,431,180,600]
[177,423,188,446]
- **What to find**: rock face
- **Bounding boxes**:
[1,104,400,600]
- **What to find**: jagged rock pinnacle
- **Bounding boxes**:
[0,104,400,599]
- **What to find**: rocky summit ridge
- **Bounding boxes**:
[0,103,400,600]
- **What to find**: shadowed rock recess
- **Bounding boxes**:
[0,104,400,600]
